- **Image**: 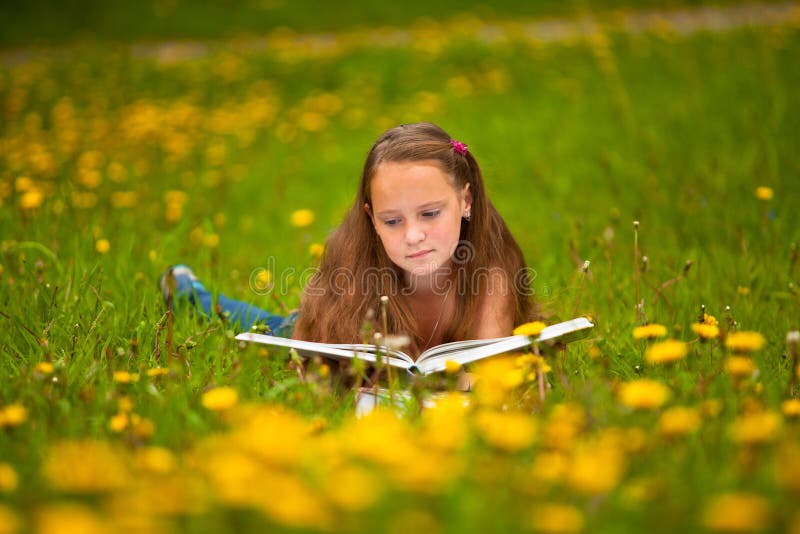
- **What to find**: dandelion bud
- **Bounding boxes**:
[380,295,388,304]
[582,260,590,273]
[633,220,639,230]
[788,331,800,346]
[683,260,693,275]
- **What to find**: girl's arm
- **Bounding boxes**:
[471,268,515,339]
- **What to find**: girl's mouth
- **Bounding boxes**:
[407,249,433,259]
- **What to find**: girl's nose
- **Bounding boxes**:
[405,224,425,244]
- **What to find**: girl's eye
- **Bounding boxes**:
[383,219,400,226]
[422,210,440,218]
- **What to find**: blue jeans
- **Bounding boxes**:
[179,286,296,336]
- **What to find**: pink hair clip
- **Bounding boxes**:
[450,139,468,156]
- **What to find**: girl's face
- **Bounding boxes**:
[367,160,472,281]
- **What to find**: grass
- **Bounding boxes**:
[1,7,800,534]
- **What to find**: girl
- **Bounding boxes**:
[163,122,536,356]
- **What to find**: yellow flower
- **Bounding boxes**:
[725,331,766,352]
[112,371,139,384]
[567,443,625,495]
[702,492,772,532]
[20,188,44,210]
[755,186,774,200]
[532,503,584,534]
[618,379,671,410]
[474,409,536,452]
[95,239,110,254]
[513,321,546,337]
[309,243,325,258]
[658,406,701,437]
[444,360,462,374]
[0,463,18,493]
[737,286,750,296]
[701,313,718,326]
[36,503,107,534]
[202,233,220,248]
[724,356,756,378]
[0,504,21,534]
[146,367,169,377]
[633,323,668,340]
[289,209,315,228]
[645,339,688,364]
[730,411,782,444]
[781,399,800,417]
[691,323,720,340]
[0,404,28,427]
[108,413,128,432]
[202,386,239,411]
[136,446,176,475]
[35,362,54,374]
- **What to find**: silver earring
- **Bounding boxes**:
[463,210,471,221]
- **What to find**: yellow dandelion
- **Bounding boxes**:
[35,362,54,374]
[0,463,19,493]
[691,323,720,340]
[730,411,782,444]
[20,188,44,209]
[781,399,800,417]
[725,331,766,352]
[309,243,325,258]
[724,356,756,378]
[289,209,315,228]
[444,360,462,374]
[513,321,546,337]
[702,492,771,532]
[633,323,668,340]
[0,404,28,427]
[658,406,701,437]
[737,286,750,296]
[112,371,139,384]
[755,186,774,201]
[532,503,585,534]
[618,379,671,410]
[202,386,238,411]
[95,238,110,254]
[701,313,718,326]
[108,413,129,432]
[146,367,169,377]
[474,409,536,452]
[645,339,688,364]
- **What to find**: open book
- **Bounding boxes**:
[235,317,594,376]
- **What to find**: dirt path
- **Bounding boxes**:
[2,1,799,66]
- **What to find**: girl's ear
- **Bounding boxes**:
[462,183,473,212]
[364,203,374,224]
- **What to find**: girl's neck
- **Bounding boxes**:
[404,266,455,297]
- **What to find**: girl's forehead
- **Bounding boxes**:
[370,161,458,208]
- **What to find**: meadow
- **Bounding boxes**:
[2,4,800,533]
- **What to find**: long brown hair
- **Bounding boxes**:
[294,122,535,350]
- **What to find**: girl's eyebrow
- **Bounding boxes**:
[375,200,447,217]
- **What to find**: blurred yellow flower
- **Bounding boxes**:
[532,503,585,534]
[513,321,546,337]
[724,356,756,378]
[108,413,128,432]
[474,409,536,452]
[309,243,325,258]
[36,503,108,534]
[737,286,750,296]
[781,398,800,417]
[701,313,718,326]
[290,209,315,228]
[35,362,54,374]
[633,323,667,340]
[444,360,462,374]
[42,440,129,492]
[658,406,701,437]
[0,463,18,493]
[755,186,774,200]
[95,239,110,254]
[692,323,720,340]
[202,386,239,411]
[725,331,765,352]
[567,444,625,495]
[112,371,139,383]
[0,404,28,427]
[110,191,138,208]
[20,188,43,209]
[0,504,21,534]
[730,411,782,444]
[618,379,671,410]
[146,367,169,377]
[702,492,771,532]
[202,233,219,248]
[136,446,176,475]
[645,339,688,364]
